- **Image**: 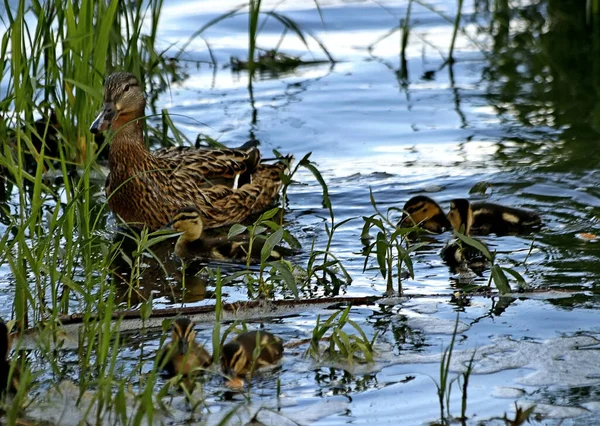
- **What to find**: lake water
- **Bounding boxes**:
[3,0,600,424]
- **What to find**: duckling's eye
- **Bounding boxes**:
[123,84,131,93]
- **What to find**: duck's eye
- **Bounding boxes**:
[123,84,131,93]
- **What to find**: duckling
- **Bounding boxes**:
[448,199,542,236]
[221,330,283,378]
[160,317,211,377]
[0,321,19,395]
[170,206,297,264]
[90,72,292,231]
[441,199,490,270]
[399,195,451,233]
[440,237,488,271]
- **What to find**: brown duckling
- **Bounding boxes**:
[0,322,19,395]
[442,199,491,270]
[170,206,297,264]
[447,199,542,236]
[160,317,211,376]
[221,330,283,378]
[90,72,292,231]
[399,195,451,233]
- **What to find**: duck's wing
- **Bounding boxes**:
[192,157,292,229]
[154,146,261,188]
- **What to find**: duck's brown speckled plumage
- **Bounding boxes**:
[91,72,291,230]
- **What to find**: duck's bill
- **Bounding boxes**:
[90,103,116,134]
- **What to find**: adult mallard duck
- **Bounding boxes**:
[90,72,292,230]
[159,317,211,377]
[221,330,283,378]
[447,199,542,236]
[399,195,451,233]
[170,206,297,264]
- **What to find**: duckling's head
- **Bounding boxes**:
[90,72,146,134]
[400,195,451,233]
[447,199,473,235]
[221,341,247,377]
[172,206,204,242]
[171,317,196,355]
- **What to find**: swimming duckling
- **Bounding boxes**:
[0,321,19,395]
[442,199,489,270]
[399,195,451,233]
[160,317,211,377]
[440,237,488,271]
[221,330,283,378]
[447,199,542,236]
[171,206,297,264]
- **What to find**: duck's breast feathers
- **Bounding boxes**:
[470,202,542,235]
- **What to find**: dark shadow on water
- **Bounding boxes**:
[482,0,600,171]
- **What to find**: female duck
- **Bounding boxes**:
[171,206,297,264]
[448,199,542,236]
[221,330,283,378]
[399,195,451,233]
[90,72,292,231]
[160,317,211,376]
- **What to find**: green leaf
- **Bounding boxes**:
[363,215,385,232]
[376,232,388,277]
[453,232,492,261]
[228,223,247,239]
[491,265,511,294]
[64,78,103,103]
[268,260,298,298]
[332,217,356,231]
[254,225,267,235]
[283,229,302,249]
[501,267,526,287]
[261,227,284,264]
[258,207,281,222]
[261,220,281,231]
[347,318,370,346]
[300,157,331,212]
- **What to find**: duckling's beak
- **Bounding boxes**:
[90,102,116,134]
[178,339,189,355]
[222,365,236,379]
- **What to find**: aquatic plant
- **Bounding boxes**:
[451,232,527,294]
[178,0,333,79]
[227,206,299,298]
[305,305,377,364]
[431,315,478,425]
[362,189,427,295]
[300,155,353,295]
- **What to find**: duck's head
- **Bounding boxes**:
[90,72,146,134]
[221,340,246,377]
[171,317,196,356]
[171,206,204,241]
[400,195,451,233]
[447,199,473,235]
